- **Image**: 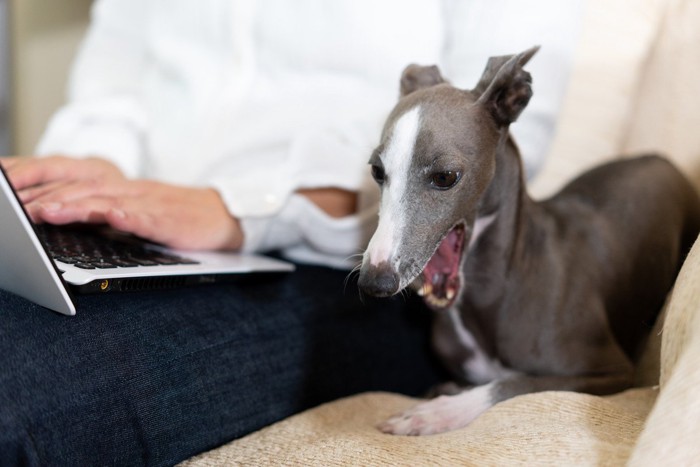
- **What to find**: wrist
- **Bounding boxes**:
[221,215,244,251]
[206,188,244,251]
[297,187,357,218]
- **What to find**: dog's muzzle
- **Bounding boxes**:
[358,262,400,297]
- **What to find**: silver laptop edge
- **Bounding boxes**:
[0,165,77,315]
[0,165,294,315]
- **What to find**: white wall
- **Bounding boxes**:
[9,0,91,154]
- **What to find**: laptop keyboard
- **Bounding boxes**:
[36,224,200,270]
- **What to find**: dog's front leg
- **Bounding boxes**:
[378,372,633,436]
[378,383,495,436]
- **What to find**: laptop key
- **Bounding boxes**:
[36,224,201,267]
[110,259,140,268]
[55,256,80,264]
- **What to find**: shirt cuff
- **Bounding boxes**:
[239,193,378,269]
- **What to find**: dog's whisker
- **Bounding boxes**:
[343,251,365,264]
[343,264,362,295]
[398,287,412,302]
[357,287,366,305]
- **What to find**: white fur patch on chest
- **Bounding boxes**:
[446,307,517,384]
[366,106,422,267]
[468,213,497,252]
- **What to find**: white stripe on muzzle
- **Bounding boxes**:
[366,106,422,267]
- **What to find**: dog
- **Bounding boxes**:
[357,46,700,436]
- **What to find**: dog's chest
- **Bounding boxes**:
[433,307,517,384]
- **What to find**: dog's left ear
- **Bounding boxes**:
[400,64,445,97]
[475,46,539,126]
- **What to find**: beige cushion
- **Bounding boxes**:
[629,233,700,466]
[622,0,700,189]
[530,0,664,198]
[181,389,656,466]
[531,0,700,198]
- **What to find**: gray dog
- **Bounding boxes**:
[358,46,700,435]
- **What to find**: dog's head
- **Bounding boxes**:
[357,46,538,309]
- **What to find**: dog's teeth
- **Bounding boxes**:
[426,295,449,308]
[446,289,455,300]
[416,286,426,297]
[422,283,433,297]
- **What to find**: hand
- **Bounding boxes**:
[0,156,355,251]
[30,179,243,251]
[1,156,243,251]
[1,155,126,203]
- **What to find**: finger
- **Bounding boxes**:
[17,180,71,204]
[0,156,26,170]
[105,191,243,250]
[105,197,205,249]
[104,205,163,243]
[35,195,168,243]
[23,201,45,223]
[31,198,115,225]
[24,178,113,204]
[4,156,71,190]
[23,177,142,207]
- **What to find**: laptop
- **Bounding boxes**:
[0,165,295,316]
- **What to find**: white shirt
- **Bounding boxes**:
[37,0,582,268]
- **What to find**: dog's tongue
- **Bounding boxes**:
[421,226,465,309]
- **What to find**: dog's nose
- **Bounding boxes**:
[358,263,400,297]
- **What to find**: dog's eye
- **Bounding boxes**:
[431,171,461,190]
[371,165,386,185]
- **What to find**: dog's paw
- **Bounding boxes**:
[377,385,492,436]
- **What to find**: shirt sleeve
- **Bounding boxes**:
[238,189,380,270]
[207,113,384,267]
[35,0,149,179]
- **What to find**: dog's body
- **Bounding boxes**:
[358,47,700,435]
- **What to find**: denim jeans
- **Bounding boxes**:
[0,263,443,466]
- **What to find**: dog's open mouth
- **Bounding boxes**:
[416,224,465,309]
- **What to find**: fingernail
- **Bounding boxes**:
[40,202,62,212]
[110,208,126,219]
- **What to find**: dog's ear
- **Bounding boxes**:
[400,64,445,97]
[475,46,539,126]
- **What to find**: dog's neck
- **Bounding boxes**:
[468,131,538,285]
[450,130,534,356]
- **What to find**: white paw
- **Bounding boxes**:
[377,385,493,436]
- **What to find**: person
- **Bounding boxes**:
[0,0,583,464]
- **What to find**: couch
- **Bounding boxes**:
[181,0,700,464]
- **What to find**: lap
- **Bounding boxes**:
[0,264,442,466]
